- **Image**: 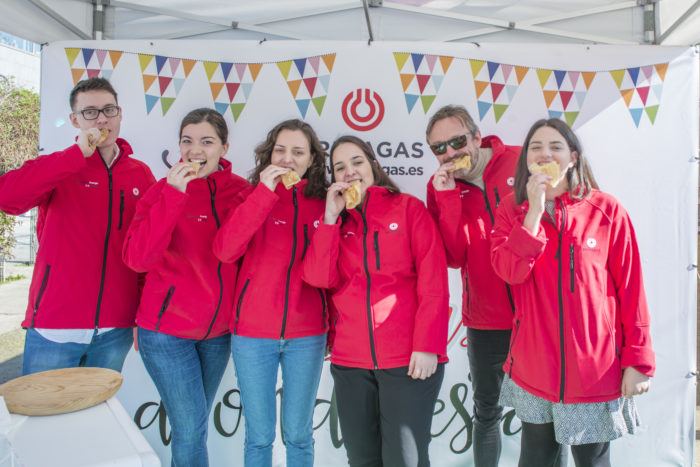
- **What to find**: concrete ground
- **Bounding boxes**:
[0,261,30,384]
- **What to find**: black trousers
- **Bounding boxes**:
[331,363,445,467]
[519,422,610,467]
[466,328,511,467]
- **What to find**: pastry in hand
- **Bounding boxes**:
[528,161,561,187]
[88,128,109,151]
[449,155,471,172]
[281,170,301,189]
[188,159,206,176]
[344,180,362,210]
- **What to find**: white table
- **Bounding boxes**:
[5,396,160,467]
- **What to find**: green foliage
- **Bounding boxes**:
[0,273,24,284]
[0,77,40,261]
[0,77,40,175]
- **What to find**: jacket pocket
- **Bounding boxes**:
[569,244,575,293]
[318,288,327,325]
[507,318,520,376]
[155,286,175,331]
[117,190,125,230]
[300,225,310,260]
[373,231,380,270]
[30,264,51,327]
[233,279,250,335]
[601,307,621,360]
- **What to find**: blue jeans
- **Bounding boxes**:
[231,333,326,467]
[22,327,133,375]
[138,327,231,467]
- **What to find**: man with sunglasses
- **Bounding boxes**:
[0,77,155,375]
[425,105,522,467]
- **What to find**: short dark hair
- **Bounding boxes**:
[179,108,228,144]
[514,118,599,205]
[426,105,479,143]
[329,135,400,194]
[69,77,118,110]
[249,119,329,199]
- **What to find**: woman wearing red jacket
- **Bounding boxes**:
[302,135,449,467]
[490,119,654,467]
[123,108,249,467]
[212,119,328,467]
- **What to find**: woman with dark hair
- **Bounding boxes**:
[212,119,329,466]
[490,119,655,467]
[302,135,449,466]
[123,108,249,466]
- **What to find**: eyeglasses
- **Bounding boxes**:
[429,131,475,156]
[72,106,120,120]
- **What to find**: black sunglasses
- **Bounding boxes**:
[429,131,474,156]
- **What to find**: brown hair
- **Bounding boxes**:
[69,77,118,110]
[179,108,228,143]
[249,119,328,199]
[329,135,400,194]
[514,118,599,205]
[425,105,479,143]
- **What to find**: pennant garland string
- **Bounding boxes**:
[204,60,263,121]
[276,54,336,118]
[393,52,454,114]
[536,68,596,127]
[64,48,124,85]
[469,59,529,123]
[139,54,196,116]
[610,63,667,127]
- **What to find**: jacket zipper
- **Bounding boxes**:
[117,190,125,230]
[234,279,250,335]
[359,194,379,369]
[555,199,567,402]
[156,286,175,330]
[493,186,501,207]
[569,245,575,293]
[373,231,380,270]
[280,186,298,339]
[507,318,520,376]
[202,179,222,340]
[300,224,309,260]
[94,150,121,330]
[30,264,51,327]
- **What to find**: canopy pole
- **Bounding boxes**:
[362,0,375,43]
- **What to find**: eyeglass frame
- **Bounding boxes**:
[429,130,476,156]
[71,105,121,120]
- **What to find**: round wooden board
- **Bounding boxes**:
[0,367,123,416]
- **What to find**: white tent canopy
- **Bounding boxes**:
[1,0,699,46]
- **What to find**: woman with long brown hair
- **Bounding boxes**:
[491,118,654,467]
[213,119,329,467]
[302,135,449,466]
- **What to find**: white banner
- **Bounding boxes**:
[40,41,698,466]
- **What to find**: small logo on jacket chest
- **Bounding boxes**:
[268,216,287,225]
[186,214,208,222]
[75,180,99,188]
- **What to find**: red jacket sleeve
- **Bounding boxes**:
[301,220,341,290]
[212,183,272,263]
[122,181,188,273]
[408,197,450,358]
[607,204,655,376]
[426,181,467,269]
[0,145,87,215]
[490,201,548,285]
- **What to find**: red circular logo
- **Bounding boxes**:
[341,89,385,131]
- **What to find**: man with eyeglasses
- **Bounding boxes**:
[0,77,155,375]
[425,105,523,467]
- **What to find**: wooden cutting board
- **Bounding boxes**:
[0,367,123,416]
